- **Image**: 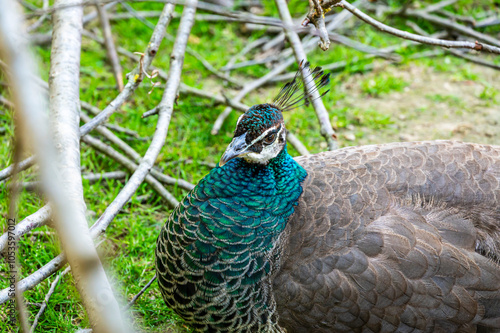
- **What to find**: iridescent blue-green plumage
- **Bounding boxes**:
[156,146,306,332]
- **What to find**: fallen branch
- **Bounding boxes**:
[0,156,36,182]
[286,131,310,156]
[80,6,175,137]
[0,2,176,310]
[405,21,500,71]
[333,1,500,54]
[402,9,500,48]
[276,0,338,150]
[30,266,71,333]
[97,2,124,91]
[124,274,157,310]
[48,0,129,329]
[0,205,52,254]
[80,112,195,191]
[82,135,179,207]
[27,0,49,32]
[87,0,197,241]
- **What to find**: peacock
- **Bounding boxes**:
[155,63,500,333]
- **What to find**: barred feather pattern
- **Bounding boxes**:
[156,147,307,332]
[274,141,500,332]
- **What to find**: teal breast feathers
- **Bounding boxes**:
[156,147,306,331]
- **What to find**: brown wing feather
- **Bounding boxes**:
[274,141,500,333]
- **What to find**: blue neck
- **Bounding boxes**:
[191,147,307,256]
[158,147,307,331]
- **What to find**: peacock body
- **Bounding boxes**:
[156,65,500,333]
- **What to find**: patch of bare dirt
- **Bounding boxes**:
[336,62,499,146]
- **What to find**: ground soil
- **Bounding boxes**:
[337,62,499,147]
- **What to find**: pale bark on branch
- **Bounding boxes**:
[48,0,129,330]
[97,2,124,91]
[335,1,500,54]
[0,0,176,311]
[275,0,338,150]
[88,0,198,240]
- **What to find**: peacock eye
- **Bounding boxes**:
[263,132,277,145]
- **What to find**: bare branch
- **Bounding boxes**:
[223,36,270,72]
[96,2,124,91]
[275,0,338,150]
[405,21,500,72]
[211,57,297,135]
[0,205,52,255]
[80,5,175,137]
[420,0,457,13]
[0,156,36,182]
[80,112,195,191]
[0,94,15,109]
[30,266,71,333]
[27,0,49,32]
[303,0,335,50]
[334,1,500,54]
[48,0,130,329]
[402,9,500,49]
[124,274,157,310]
[88,0,197,240]
[0,254,67,304]
[82,135,179,207]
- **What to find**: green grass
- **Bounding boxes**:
[0,1,497,331]
[360,73,408,97]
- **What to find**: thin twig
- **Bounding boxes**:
[80,6,175,137]
[0,254,67,304]
[26,0,282,28]
[96,2,124,91]
[405,21,500,71]
[420,0,457,14]
[82,135,179,207]
[124,274,157,310]
[15,171,128,192]
[30,266,71,333]
[80,100,143,138]
[435,9,475,26]
[121,2,243,87]
[0,156,36,182]
[81,112,194,191]
[402,9,500,49]
[87,0,197,240]
[336,1,500,54]
[0,94,15,109]
[223,36,270,72]
[27,0,49,32]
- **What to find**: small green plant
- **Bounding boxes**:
[360,73,408,97]
[331,107,393,130]
[479,85,499,101]
[425,94,465,108]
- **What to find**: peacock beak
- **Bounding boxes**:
[219,133,248,167]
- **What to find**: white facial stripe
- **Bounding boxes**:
[249,124,282,147]
[236,114,245,126]
[243,125,286,164]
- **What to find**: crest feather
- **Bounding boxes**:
[272,61,330,112]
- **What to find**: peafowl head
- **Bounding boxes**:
[220,62,330,166]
